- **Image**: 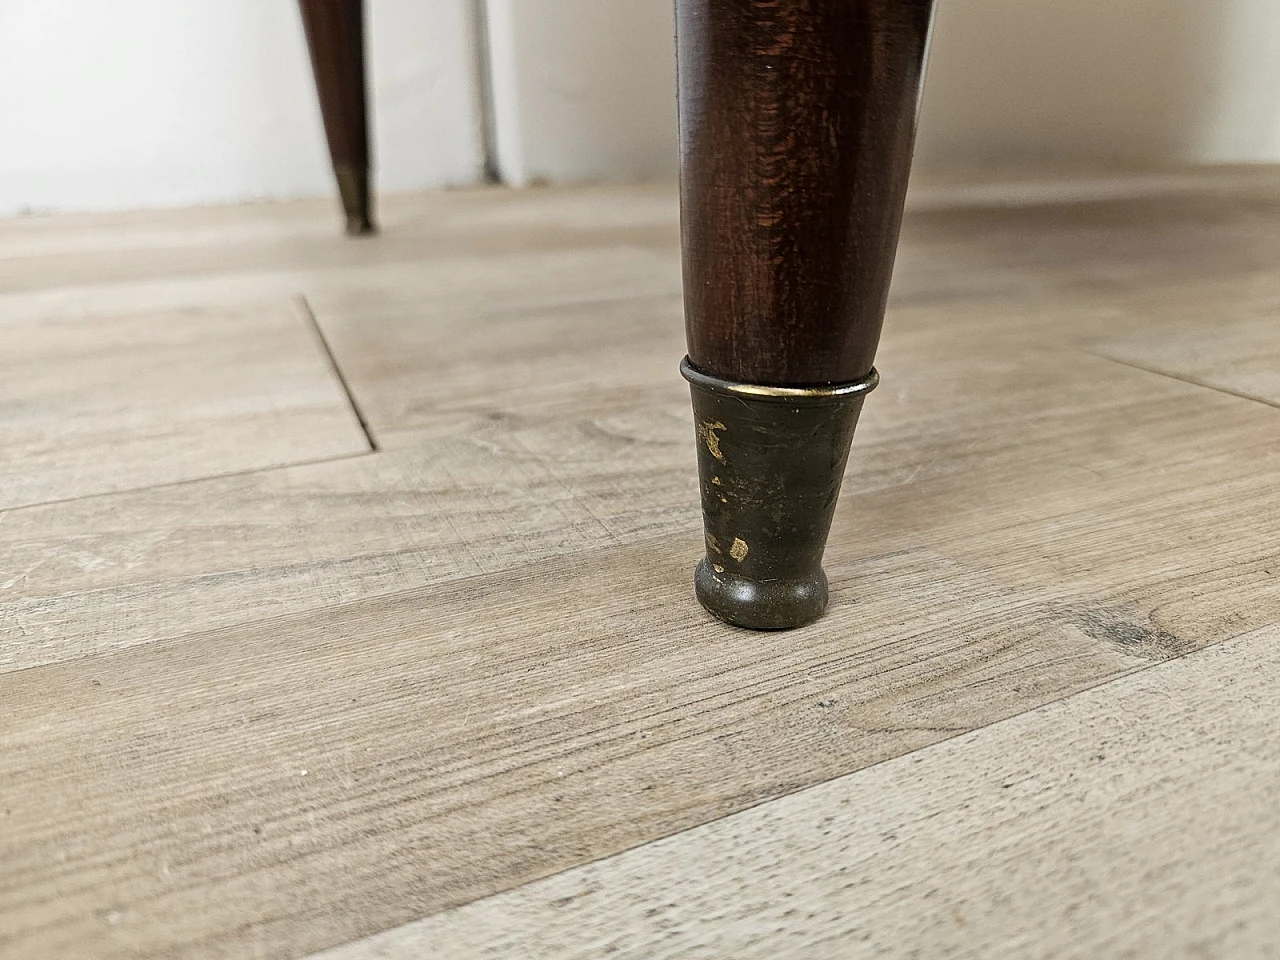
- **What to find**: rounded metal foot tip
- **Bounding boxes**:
[694,559,828,630]
[345,217,376,237]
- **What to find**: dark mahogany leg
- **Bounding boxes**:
[676,0,935,629]
[299,0,375,235]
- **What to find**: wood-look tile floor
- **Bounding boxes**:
[1,169,1278,960]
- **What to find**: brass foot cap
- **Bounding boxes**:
[682,357,879,632]
[694,559,828,630]
[334,163,376,237]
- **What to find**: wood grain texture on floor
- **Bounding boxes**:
[0,171,1278,960]
[0,296,370,510]
[319,623,1280,960]
[1094,306,1280,407]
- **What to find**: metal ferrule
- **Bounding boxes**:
[681,357,879,629]
[334,163,375,236]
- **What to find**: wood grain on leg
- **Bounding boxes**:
[678,0,935,385]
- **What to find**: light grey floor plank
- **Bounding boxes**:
[317,623,1280,960]
[0,296,369,510]
[2,173,1279,959]
[1,355,1276,958]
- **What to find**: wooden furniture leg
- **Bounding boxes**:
[677,0,936,629]
[298,0,375,235]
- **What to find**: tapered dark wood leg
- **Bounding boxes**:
[299,0,375,235]
[677,0,936,628]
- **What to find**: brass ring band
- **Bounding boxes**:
[680,356,879,401]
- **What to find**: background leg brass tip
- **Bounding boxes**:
[334,163,377,237]
[681,357,879,631]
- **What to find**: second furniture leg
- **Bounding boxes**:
[677,0,936,629]
[299,0,375,235]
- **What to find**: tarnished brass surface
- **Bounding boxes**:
[334,163,375,236]
[682,357,878,629]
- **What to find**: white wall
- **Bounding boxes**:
[0,0,484,216]
[915,0,1280,171]
[5,0,1279,213]
[483,0,1280,185]
[483,0,678,187]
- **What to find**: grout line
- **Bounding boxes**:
[296,295,380,451]
[1089,352,1280,412]
[0,449,376,517]
[0,296,381,517]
